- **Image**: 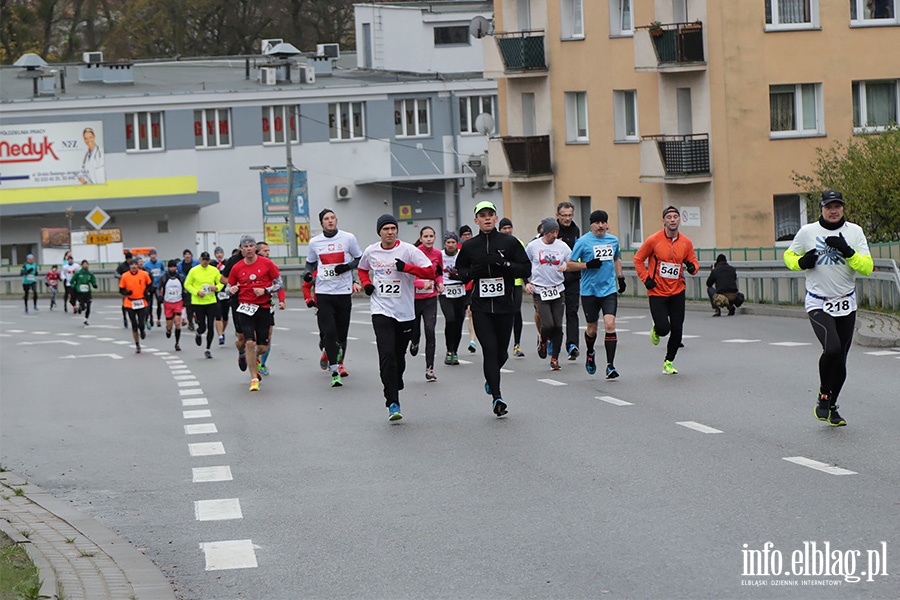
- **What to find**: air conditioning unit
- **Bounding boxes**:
[260,38,283,54]
[335,184,352,201]
[82,51,103,64]
[299,65,316,84]
[260,67,277,86]
[317,43,340,59]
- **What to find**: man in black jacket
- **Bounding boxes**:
[556,202,581,360]
[455,201,531,417]
[116,251,133,327]
[706,254,740,316]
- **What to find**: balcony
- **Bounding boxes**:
[496,135,552,181]
[640,133,711,184]
[494,30,547,76]
[634,21,707,73]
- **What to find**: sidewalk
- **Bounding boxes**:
[0,471,175,600]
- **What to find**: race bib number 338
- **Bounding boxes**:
[479,277,505,298]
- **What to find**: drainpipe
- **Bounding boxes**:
[449,90,462,231]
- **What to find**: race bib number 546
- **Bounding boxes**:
[659,262,681,279]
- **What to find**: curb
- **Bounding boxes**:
[0,517,59,600]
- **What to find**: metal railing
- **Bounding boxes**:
[499,135,552,176]
[642,133,710,176]
[639,21,705,64]
[494,30,547,72]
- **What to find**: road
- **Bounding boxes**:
[1,298,899,599]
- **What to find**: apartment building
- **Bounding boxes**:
[485,0,900,249]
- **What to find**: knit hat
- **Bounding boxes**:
[214,246,224,254]
[443,231,460,243]
[459,225,472,236]
[376,213,399,233]
[540,217,560,234]
[239,235,256,247]
[498,217,513,230]
[590,210,609,224]
[167,259,178,268]
[319,208,336,223]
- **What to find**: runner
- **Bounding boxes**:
[525,218,571,371]
[556,201,582,361]
[177,249,199,331]
[633,206,699,375]
[143,249,165,328]
[69,260,98,326]
[213,247,231,345]
[302,268,327,368]
[410,226,443,382]
[116,251,133,328]
[255,241,286,376]
[304,208,362,387]
[158,259,186,351]
[458,224,478,354]
[499,217,526,358]
[439,232,466,366]
[567,210,627,378]
[358,214,436,421]
[61,253,80,313]
[118,259,153,354]
[226,235,281,392]
[185,251,223,359]
[455,201,531,417]
[20,254,39,314]
[783,190,873,427]
[218,249,246,368]
[45,265,60,310]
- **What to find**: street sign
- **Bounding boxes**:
[260,171,308,218]
[84,228,121,245]
[264,222,311,246]
[85,206,111,230]
[399,205,412,220]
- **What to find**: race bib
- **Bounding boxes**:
[319,265,339,280]
[444,284,465,299]
[151,269,162,278]
[376,278,401,297]
[823,294,853,317]
[24,274,36,283]
[201,284,217,295]
[237,303,259,316]
[659,262,681,279]
[217,291,230,300]
[130,299,146,310]
[78,284,89,293]
[592,245,615,261]
[479,277,505,298]
[538,286,561,301]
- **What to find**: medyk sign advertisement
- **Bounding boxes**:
[0,121,106,188]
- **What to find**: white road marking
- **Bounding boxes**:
[172,370,192,375]
[77,334,97,339]
[154,351,171,356]
[770,342,812,346]
[274,326,290,331]
[677,421,723,434]
[195,498,242,521]
[142,347,159,352]
[0,333,9,337]
[457,359,473,365]
[18,340,79,346]
[5,330,25,333]
[199,539,258,571]
[682,334,700,339]
[192,466,233,483]
[347,337,359,341]
[179,389,204,396]
[60,353,123,360]
[174,375,197,380]
[615,315,646,320]
[597,395,633,406]
[351,320,372,325]
[185,423,218,435]
[722,339,760,344]
[782,456,857,476]
[57,333,75,336]
[189,442,225,456]
[183,409,212,419]
[182,397,209,406]
[96,337,114,341]
[86,324,119,329]
[864,350,900,356]
[113,340,130,345]
[177,381,201,387]
[537,378,566,386]
[32,331,50,335]
[500,368,515,374]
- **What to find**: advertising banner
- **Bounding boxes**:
[260,170,308,218]
[0,121,105,188]
[264,223,311,246]
[40,228,71,247]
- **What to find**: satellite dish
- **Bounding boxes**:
[474,113,495,135]
[469,16,492,39]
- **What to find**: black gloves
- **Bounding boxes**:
[644,278,656,290]
[825,233,855,258]
[333,263,351,274]
[303,272,314,283]
[617,277,626,294]
[364,283,375,296]
[306,299,316,308]
[395,258,407,272]
[684,261,696,275]
[585,258,603,269]
[797,249,818,270]
[447,267,461,281]
[119,287,131,297]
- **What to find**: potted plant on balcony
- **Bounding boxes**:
[648,21,664,37]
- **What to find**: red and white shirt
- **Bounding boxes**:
[227,256,280,308]
[359,240,434,322]
[306,230,362,295]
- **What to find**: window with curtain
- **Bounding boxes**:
[565,92,589,142]
[613,90,638,141]
[774,194,803,241]
[617,197,643,249]
[609,0,633,35]
[766,0,814,25]
[853,80,899,131]
[561,0,585,39]
[850,0,896,21]
[769,84,821,136]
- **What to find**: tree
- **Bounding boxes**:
[792,127,900,243]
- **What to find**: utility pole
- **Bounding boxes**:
[284,105,298,257]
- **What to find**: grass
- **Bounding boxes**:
[0,531,43,600]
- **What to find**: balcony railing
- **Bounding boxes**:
[643,133,710,176]
[499,135,552,177]
[641,21,705,65]
[494,30,547,73]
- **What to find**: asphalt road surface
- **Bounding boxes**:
[1,298,899,600]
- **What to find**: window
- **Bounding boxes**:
[617,197,643,249]
[561,0,585,39]
[193,108,231,148]
[262,106,299,145]
[853,80,899,132]
[850,0,897,22]
[328,102,365,141]
[769,83,823,137]
[765,0,818,28]
[613,90,639,141]
[157,219,169,234]
[774,194,804,242]
[564,92,589,142]
[459,96,496,134]
[434,26,469,46]
[610,0,633,36]
[125,112,164,152]
[395,98,431,137]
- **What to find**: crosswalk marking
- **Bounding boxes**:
[188,442,225,456]
[185,423,218,435]
[770,342,812,346]
[194,498,242,521]
[183,409,212,419]
[722,339,760,343]
[199,540,258,571]
[192,466,233,483]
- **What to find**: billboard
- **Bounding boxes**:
[264,223,311,246]
[260,170,308,217]
[0,121,105,188]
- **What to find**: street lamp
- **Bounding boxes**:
[284,105,298,257]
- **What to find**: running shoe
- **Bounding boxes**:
[33,306,38,312]
[484,381,492,395]
[218,334,225,345]
[331,373,342,387]
[550,358,561,371]
[338,363,349,377]
[188,322,195,332]
[409,342,419,357]
[606,364,620,379]
[513,344,525,358]
[140,329,146,340]
[135,345,141,354]
[815,392,830,421]
[650,326,660,346]
[319,350,328,371]
[468,341,477,353]
[568,344,579,360]
[828,405,846,427]
[425,368,437,382]
[24,307,28,314]
[166,329,172,339]
[662,360,678,375]
[123,320,128,328]
[388,403,403,421]
[444,352,453,365]
[195,331,202,346]
[147,321,153,331]
[175,344,181,352]
[585,351,597,375]
[205,350,212,359]
[450,352,459,366]
[258,364,269,375]
[256,361,264,377]
[238,353,247,372]
[249,378,260,392]
[492,398,508,417]
[537,339,548,360]
[157,320,162,327]
[83,320,89,327]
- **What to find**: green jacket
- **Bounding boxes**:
[184,264,223,305]
[70,269,98,293]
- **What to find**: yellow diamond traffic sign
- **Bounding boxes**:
[85,206,111,230]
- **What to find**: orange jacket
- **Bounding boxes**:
[119,269,152,309]
[633,229,699,297]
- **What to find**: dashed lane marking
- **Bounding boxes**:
[782,456,857,476]
[199,539,258,571]
[177,381,201,387]
[677,421,723,434]
[32,331,50,335]
[18,340,79,346]
[183,410,212,419]
[77,334,96,338]
[722,339,761,344]
[770,342,812,346]
[458,359,473,365]
[96,337,114,341]
[500,368,514,373]
[5,330,25,333]
[185,423,218,435]
[113,340,130,345]
[182,397,209,406]
[172,370,192,375]
[864,350,900,356]
[597,396,633,406]
[180,389,204,396]
[195,498,242,521]
[192,466,233,483]
[537,378,566,386]
[274,326,290,331]
[189,442,225,456]
[174,375,197,380]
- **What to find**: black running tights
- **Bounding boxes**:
[648,292,686,362]
[808,309,856,401]
[439,295,466,354]
[472,311,514,400]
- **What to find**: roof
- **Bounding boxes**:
[355,1,492,13]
